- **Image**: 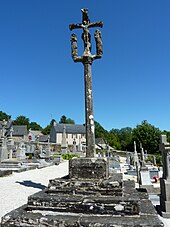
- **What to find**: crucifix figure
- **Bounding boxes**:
[69,9,103,157]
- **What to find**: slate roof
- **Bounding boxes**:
[38,135,49,142]
[53,124,85,134]
[29,130,43,137]
[12,125,28,136]
[95,138,106,145]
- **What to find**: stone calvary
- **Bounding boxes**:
[1,9,163,226]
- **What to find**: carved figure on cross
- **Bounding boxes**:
[70,8,103,63]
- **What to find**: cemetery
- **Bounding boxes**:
[1,8,169,226]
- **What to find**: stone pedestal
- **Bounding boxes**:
[69,157,109,179]
[159,178,170,218]
[157,135,170,218]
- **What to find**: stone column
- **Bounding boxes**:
[69,8,102,158]
[84,62,95,157]
[69,9,109,179]
[159,134,170,218]
[61,126,67,153]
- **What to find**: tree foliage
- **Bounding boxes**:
[0,111,11,121]
[95,121,107,139]
[29,122,42,131]
[42,119,56,135]
[1,110,169,155]
[42,125,51,135]
[132,120,161,154]
[59,115,75,124]
[13,115,30,127]
[110,127,133,151]
[95,121,121,150]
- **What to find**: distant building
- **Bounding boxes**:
[50,123,86,146]
[12,125,28,140]
[28,129,44,141]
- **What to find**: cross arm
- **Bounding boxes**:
[88,21,103,29]
[69,23,83,31]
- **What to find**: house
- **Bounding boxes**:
[10,125,28,141]
[28,129,44,141]
[0,120,27,141]
[50,123,86,146]
[95,138,107,150]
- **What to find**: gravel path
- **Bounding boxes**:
[0,161,68,220]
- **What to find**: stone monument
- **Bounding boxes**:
[69,8,108,179]
[70,8,103,158]
[158,134,170,218]
[0,120,8,161]
[1,9,163,226]
[61,126,68,153]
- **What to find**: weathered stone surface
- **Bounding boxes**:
[2,173,163,226]
[69,9,103,158]
[69,157,109,179]
[0,169,12,177]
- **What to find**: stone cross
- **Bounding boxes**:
[160,135,170,180]
[69,9,103,157]
[1,119,7,137]
[61,126,67,149]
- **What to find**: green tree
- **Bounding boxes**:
[132,120,161,154]
[106,132,121,150]
[118,127,133,151]
[95,121,107,139]
[42,125,51,135]
[59,115,75,124]
[94,121,121,150]
[0,111,11,121]
[110,127,133,151]
[162,130,170,143]
[13,115,30,128]
[50,119,56,126]
[29,122,42,130]
[42,119,56,135]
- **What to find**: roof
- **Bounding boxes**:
[12,125,27,136]
[95,138,106,145]
[0,121,27,136]
[38,135,49,142]
[29,130,43,136]
[53,124,85,134]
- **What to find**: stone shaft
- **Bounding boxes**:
[84,62,95,157]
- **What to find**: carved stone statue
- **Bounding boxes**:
[94,29,103,56]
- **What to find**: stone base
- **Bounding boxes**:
[69,157,109,179]
[1,157,163,226]
[156,204,170,218]
[159,178,170,217]
[1,178,163,226]
[0,170,12,177]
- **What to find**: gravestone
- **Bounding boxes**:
[1,9,163,227]
[140,143,146,168]
[61,126,68,153]
[7,126,14,159]
[17,142,26,160]
[140,170,151,185]
[158,134,170,218]
[0,120,8,161]
[0,137,8,161]
[133,141,140,183]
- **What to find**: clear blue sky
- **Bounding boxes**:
[0,0,170,131]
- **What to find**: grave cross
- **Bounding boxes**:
[69,9,103,157]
